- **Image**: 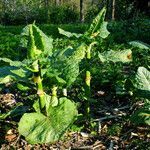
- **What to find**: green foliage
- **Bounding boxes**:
[134,67,150,98]
[0,31,21,60]
[129,41,150,50]
[48,4,79,24]
[85,4,100,22]
[0,23,81,144]
[131,103,150,125]
[59,7,110,40]
[0,6,149,145]
[45,44,86,87]
[20,24,53,60]
[130,67,150,125]
[0,103,29,120]
[58,28,82,38]
[18,97,77,144]
[0,66,30,84]
[0,2,79,25]
[107,123,122,136]
[85,7,110,39]
[98,49,132,63]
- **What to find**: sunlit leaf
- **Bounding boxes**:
[17,83,30,91]
[85,7,110,39]
[21,24,53,59]
[18,97,77,144]
[62,44,86,86]
[134,67,150,98]
[0,58,23,67]
[129,41,150,49]
[58,28,82,38]
[135,67,150,91]
[98,49,132,63]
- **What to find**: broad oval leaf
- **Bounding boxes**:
[98,49,132,63]
[129,41,150,50]
[18,97,78,144]
[134,67,150,98]
[135,67,150,91]
[62,44,86,87]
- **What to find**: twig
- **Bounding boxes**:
[75,145,92,149]
[113,105,130,111]
[94,115,121,122]
[12,135,20,146]
[98,105,130,114]
[108,140,114,150]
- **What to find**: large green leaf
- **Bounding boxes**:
[85,7,110,39]
[0,66,30,84]
[61,44,86,86]
[18,97,78,144]
[58,28,82,38]
[21,24,53,59]
[0,58,23,67]
[46,44,86,87]
[134,67,150,98]
[98,21,110,39]
[98,49,132,63]
[129,41,150,50]
[135,67,150,91]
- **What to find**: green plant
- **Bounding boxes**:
[129,67,150,125]
[58,7,132,123]
[0,24,84,144]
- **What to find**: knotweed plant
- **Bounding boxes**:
[0,23,87,144]
[58,7,132,122]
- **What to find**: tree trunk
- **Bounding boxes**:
[112,0,115,20]
[44,0,50,23]
[80,0,84,22]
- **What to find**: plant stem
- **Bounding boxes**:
[51,86,57,97]
[84,42,97,121]
[32,61,44,111]
[63,88,67,96]
[51,86,58,106]
[36,76,44,110]
[85,70,91,119]
[84,45,91,120]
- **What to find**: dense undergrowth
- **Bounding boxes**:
[0,10,150,149]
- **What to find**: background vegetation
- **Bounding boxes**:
[0,0,150,25]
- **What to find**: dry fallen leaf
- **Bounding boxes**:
[5,134,17,142]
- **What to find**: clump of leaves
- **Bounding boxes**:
[130,67,150,125]
[58,7,133,123]
[0,24,80,144]
[107,123,122,136]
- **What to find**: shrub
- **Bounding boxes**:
[48,4,79,24]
